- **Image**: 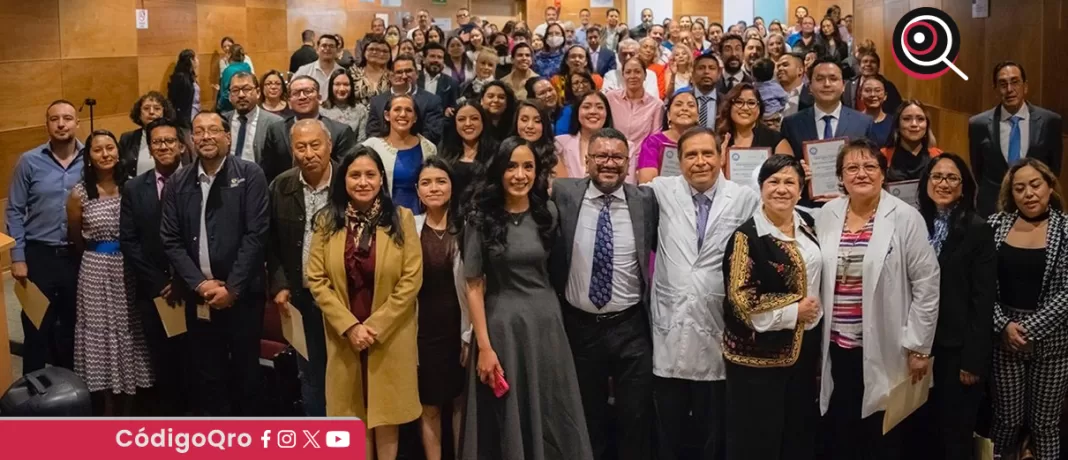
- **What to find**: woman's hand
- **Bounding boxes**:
[800,159,813,184]
[908,353,931,384]
[960,370,979,386]
[719,133,732,155]
[1003,322,1028,351]
[477,348,503,386]
[345,324,377,352]
[797,297,820,324]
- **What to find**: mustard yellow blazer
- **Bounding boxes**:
[306,207,423,429]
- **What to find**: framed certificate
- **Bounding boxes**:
[802,138,847,197]
[660,144,681,177]
[724,147,772,189]
[887,180,921,209]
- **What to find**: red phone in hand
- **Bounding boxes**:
[493,369,510,398]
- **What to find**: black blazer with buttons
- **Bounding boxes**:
[120,169,175,300]
[266,165,334,297]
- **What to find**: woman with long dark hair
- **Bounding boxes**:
[321,69,369,143]
[362,94,437,213]
[533,23,567,77]
[552,45,603,99]
[555,91,613,178]
[479,81,517,142]
[816,16,848,63]
[910,153,995,460]
[259,70,294,118]
[306,146,422,460]
[459,137,593,460]
[525,77,562,131]
[437,100,496,202]
[167,49,199,127]
[444,36,474,86]
[353,36,393,108]
[68,130,151,415]
[881,100,942,182]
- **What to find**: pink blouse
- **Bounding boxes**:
[605,89,663,184]
[636,132,676,172]
[554,134,586,179]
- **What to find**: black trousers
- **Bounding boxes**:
[135,294,189,415]
[185,292,264,416]
[563,305,654,460]
[905,346,984,460]
[724,326,821,460]
[654,376,726,460]
[824,344,902,460]
[21,242,79,374]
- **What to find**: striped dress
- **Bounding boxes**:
[831,216,874,349]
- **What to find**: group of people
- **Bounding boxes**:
[6,4,1067,460]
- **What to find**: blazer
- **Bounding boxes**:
[416,72,460,112]
[968,103,1064,216]
[931,211,996,378]
[265,165,333,297]
[366,88,446,145]
[643,175,761,381]
[781,105,877,206]
[260,114,356,183]
[120,169,174,299]
[716,71,755,94]
[221,108,285,163]
[160,157,269,301]
[118,129,146,179]
[815,191,940,417]
[413,214,471,343]
[590,47,617,76]
[797,84,815,113]
[361,136,437,190]
[306,208,422,429]
[988,210,1068,353]
[549,178,659,304]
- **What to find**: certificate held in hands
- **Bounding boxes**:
[724,147,771,189]
[887,180,921,209]
[803,138,847,197]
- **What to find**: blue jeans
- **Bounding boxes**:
[294,289,327,416]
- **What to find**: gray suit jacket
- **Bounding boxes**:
[549,178,659,306]
[222,108,284,163]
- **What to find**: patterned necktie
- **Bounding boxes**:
[1007,115,1022,164]
[822,114,835,140]
[588,195,614,309]
[694,193,712,250]
[699,96,711,128]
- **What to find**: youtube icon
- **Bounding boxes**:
[326,431,350,448]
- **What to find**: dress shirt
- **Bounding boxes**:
[155,170,168,199]
[197,158,224,280]
[695,87,719,129]
[603,25,621,51]
[601,68,659,100]
[5,141,85,262]
[658,45,671,65]
[565,184,640,313]
[1000,104,1031,160]
[533,22,551,38]
[421,71,441,95]
[605,89,663,183]
[575,26,588,45]
[724,70,746,89]
[294,60,340,102]
[783,83,803,116]
[229,107,260,162]
[300,165,332,285]
[749,208,823,332]
[589,45,602,70]
[136,130,154,175]
[814,102,843,140]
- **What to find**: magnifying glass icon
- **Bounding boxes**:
[899,14,969,81]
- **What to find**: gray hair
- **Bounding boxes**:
[618,38,639,50]
[289,118,332,139]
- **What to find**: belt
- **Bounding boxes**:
[565,303,641,324]
[87,240,120,254]
[26,241,75,257]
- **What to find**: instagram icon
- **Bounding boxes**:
[277,430,297,449]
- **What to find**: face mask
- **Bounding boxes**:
[495,44,509,56]
[547,36,564,48]
[386,36,399,46]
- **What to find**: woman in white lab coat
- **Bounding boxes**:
[813,139,940,460]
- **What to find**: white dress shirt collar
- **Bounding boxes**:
[1000,103,1030,121]
[814,102,843,121]
[689,177,720,202]
[585,182,627,202]
[754,208,804,240]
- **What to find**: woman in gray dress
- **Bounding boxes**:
[460,136,593,460]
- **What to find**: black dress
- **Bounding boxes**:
[416,224,465,405]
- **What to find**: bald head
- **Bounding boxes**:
[290,119,332,180]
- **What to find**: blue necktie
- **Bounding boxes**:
[695,193,711,250]
[589,195,614,309]
[1007,115,1022,164]
[235,115,248,159]
[822,114,835,140]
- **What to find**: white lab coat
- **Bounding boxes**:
[414,214,472,344]
[645,174,761,381]
[815,191,940,417]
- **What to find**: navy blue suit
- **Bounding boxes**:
[590,47,617,76]
[781,105,877,207]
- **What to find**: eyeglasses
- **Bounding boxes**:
[230,86,256,95]
[591,154,627,165]
[930,173,962,186]
[732,99,760,109]
[192,127,225,137]
[291,88,318,98]
[150,138,179,147]
[843,164,880,176]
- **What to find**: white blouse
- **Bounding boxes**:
[749,208,823,332]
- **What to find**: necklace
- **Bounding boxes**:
[508,211,525,226]
[430,227,446,240]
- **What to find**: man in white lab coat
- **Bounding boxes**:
[642,126,761,460]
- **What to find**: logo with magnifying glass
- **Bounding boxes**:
[891,8,968,81]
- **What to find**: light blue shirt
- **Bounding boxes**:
[6,141,85,262]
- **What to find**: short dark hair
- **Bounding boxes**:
[422,41,446,56]
[651,24,665,33]
[588,127,629,153]
[193,111,231,133]
[392,53,417,71]
[289,75,320,92]
[145,118,181,147]
[710,22,723,30]
[317,34,339,47]
[719,33,744,53]
[220,36,234,47]
[545,5,557,13]
[678,126,722,155]
[694,51,720,66]
[806,55,844,81]
[301,29,315,42]
[607,8,620,16]
[229,71,259,88]
[992,60,1027,86]
[47,99,76,113]
[752,58,776,82]
[834,139,888,193]
[781,51,805,66]
[129,91,176,127]
[580,8,590,14]
[758,154,806,190]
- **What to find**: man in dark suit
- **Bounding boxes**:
[260,75,356,183]
[716,34,754,94]
[550,127,658,460]
[587,26,617,76]
[266,119,333,417]
[777,52,813,115]
[418,42,460,116]
[160,111,269,416]
[675,52,726,130]
[222,71,284,164]
[120,117,189,415]
[367,54,446,143]
[969,61,1064,216]
[781,56,877,207]
[289,29,318,74]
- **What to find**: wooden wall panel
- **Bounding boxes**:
[0,127,54,198]
[0,61,64,132]
[0,2,61,62]
[58,0,139,58]
[787,0,853,19]
[138,0,200,57]
[246,7,290,52]
[246,51,291,78]
[526,0,624,31]
[76,114,139,140]
[197,53,217,109]
[291,0,346,8]
[196,5,250,54]
[1041,0,1068,120]
[674,0,726,25]
[287,9,350,51]
[61,58,141,120]
[937,0,984,115]
[248,0,286,8]
[982,0,1044,105]
[138,55,179,95]
[198,0,249,6]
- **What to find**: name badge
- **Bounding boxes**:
[196,302,211,322]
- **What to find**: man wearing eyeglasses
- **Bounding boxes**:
[223,72,283,164]
[260,76,356,183]
[294,35,341,102]
[160,111,269,416]
[550,127,657,460]
[366,54,446,144]
[120,117,190,415]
